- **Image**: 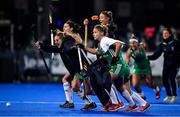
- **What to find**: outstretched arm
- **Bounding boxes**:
[34,41,61,53]
[148,44,163,60]
[85,47,99,55]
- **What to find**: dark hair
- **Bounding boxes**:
[65,20,81,33]
[94,24,108,35]
[162,28,173,35]
[100,11,113,22]
[162,27,175,39]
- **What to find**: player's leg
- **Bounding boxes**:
[59,74,74,108]
[83,80,95,95]
[125,81,151,112]
[113,77,137,112]
[145,74,161,99]
[104,72,124,112]
[132,74,146,99]
[72,74,96,110]
[162,68,172,102]
[168,68,178,103]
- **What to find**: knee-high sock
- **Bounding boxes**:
[63,82,73,103]
[122,90,135,106]
[77,90,93,104]
[131,91,147,106]
[110,84,121,104]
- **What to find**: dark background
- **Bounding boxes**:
[0,0,180,82]
[1,0,180,50]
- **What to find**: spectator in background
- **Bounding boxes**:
[148,28,180,103]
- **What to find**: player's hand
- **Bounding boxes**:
[34,41,42,49]
[76,43,85,49]
[83,19,89,25]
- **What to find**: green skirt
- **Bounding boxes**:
[132,66,151,75]
[110,64,130,80]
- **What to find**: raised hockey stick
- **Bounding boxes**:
[83,19,89,47]
[49,15,54,59]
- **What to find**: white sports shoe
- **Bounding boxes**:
[163,96,172,102]
[169,96,178,103]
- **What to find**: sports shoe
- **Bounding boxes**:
[101,106,109,111]
[101,101,111,111]
[163,96,172,102]
[123,104,138,112]
[119,102,125,108]
[59,101,74,108]
[81,102,97,110]
[108,103,124,112]
[169,96,178,103]
[137,103,151,112]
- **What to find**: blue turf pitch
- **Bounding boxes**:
[0,83,180,117]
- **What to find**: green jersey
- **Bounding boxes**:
[98,36,130,79]
[130,46,151,75]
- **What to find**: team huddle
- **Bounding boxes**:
[34,10,180,112]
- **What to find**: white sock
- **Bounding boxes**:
[110,84,121,104]
[122,90,135,106]
[63,82,73,103]
[77,90,92,104]
[131,91,147,106]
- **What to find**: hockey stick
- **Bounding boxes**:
[49,15,54,59]
[80,48,92,64]
[77,47,94,96]
[78,48,83,70]
[32,30,51,79]
[83,19,88,47]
